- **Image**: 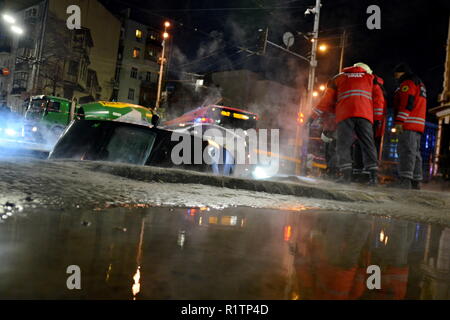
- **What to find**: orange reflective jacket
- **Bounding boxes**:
[312,67,385,124]
[394,75,427,133]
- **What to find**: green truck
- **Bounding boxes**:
[24,95,157,145]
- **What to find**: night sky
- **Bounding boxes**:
[100,0,450,110]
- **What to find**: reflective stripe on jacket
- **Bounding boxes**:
[394,75,427,133]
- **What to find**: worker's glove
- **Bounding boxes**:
[394,124,404,134]
[321,131,334,143]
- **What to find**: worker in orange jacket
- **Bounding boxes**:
[353,74,387,181]
[392,63,427,190]
[310,63,385,185]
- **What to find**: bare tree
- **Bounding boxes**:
[36,12,71,96]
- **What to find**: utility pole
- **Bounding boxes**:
[155,21,171,111]
[339,29,346,72]
[296,0,321,175]
[155,39,166,111]
[252,1,321,176]
[32,0,49,94]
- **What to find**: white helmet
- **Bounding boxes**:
[353,62,373,74]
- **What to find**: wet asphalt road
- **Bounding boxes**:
[0,205,448,300]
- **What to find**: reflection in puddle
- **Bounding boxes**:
[132,266,141,298]
[0,206,448,299]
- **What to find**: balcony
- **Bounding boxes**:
[64,73,88,94]
[15,62,31,72]
[18,38,35,49]
[72,44,90,56]
[24,16,38,24]
[0,44,11,53]
[11,87,27,95]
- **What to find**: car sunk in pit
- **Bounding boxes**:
[164,122,255,177]
[163,105,260,177]
[49,119,232,175]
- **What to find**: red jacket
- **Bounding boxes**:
[373,76,387,138]
[394,75,427,133]
[373,76,386,122]
[312,67,385,124]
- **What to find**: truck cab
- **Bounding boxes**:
[24,95,73,143]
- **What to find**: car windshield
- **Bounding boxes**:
[50,121,156,165]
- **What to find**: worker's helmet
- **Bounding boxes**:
[353,62,372,74]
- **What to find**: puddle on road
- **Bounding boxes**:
[0,206,448,300]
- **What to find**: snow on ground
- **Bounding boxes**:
[0,157,449,226]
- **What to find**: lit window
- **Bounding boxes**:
[132,48,140,59]
[135,29,142,40]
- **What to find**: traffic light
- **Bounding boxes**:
[256,28,268,55]
[0,68,10,76]
[297,112,305,125]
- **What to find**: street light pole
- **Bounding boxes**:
[155,22,170,111]
[295,0,321,175]
[155,40,166,111]
[32,0,49,94]
[306,0,321,112]
[339,29,346,72]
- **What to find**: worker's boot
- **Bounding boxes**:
[390,177,412,190]
[411,180,421,190]
[336,169,352,184]
[352,169,364,183]
[367,170,378,186]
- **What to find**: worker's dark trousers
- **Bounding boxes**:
[325,139,338,173]
[353,133,381,172]
[397,130,423,181]
[336,117,378,171]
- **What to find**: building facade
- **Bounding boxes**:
[430,15,450,180]
[0,0,121,113]
[111,11,162,107]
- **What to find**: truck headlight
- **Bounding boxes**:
[5,128,17,136]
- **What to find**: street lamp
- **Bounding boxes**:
[10,25,24,35]
[155,21,171,111]
[2,13,16,24]
[1,12,24,36]
[318,44,328,52]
